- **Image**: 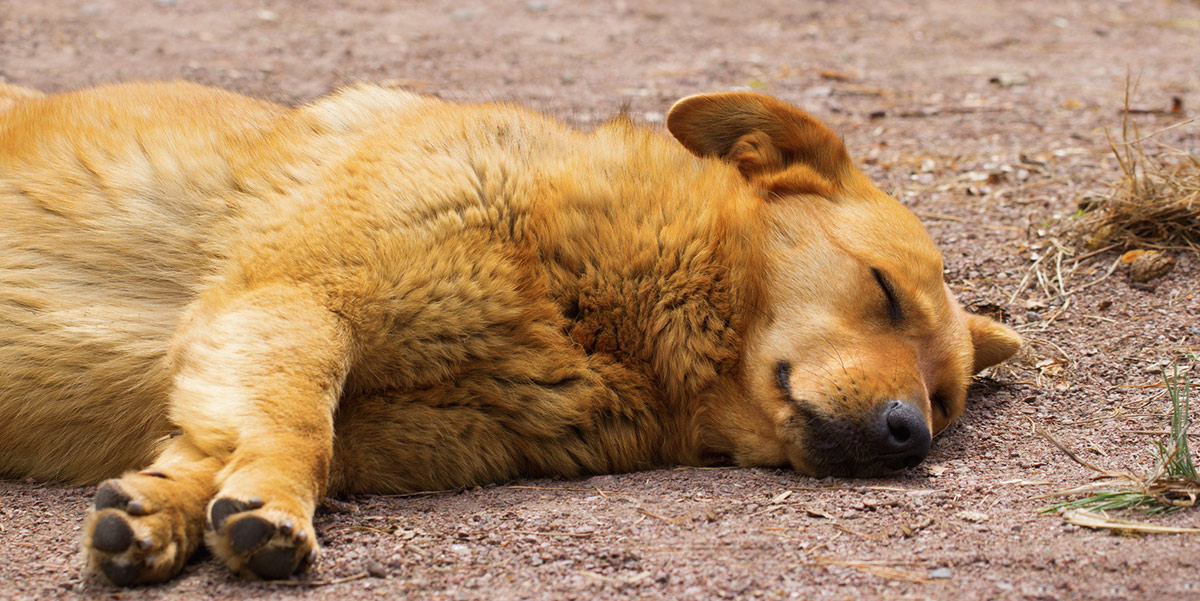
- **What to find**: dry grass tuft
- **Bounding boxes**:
[1076,87,1199,251]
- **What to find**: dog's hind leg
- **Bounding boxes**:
[168,285,353,581]
[82,435,221,585]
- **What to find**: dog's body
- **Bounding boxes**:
[0,81,1019,585]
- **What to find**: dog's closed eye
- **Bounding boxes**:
[870,268,903,324]
[775,360,793,399]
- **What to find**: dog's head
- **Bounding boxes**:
[668,92,1021,477]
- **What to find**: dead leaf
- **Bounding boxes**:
[1063,509,1200,534]
[1120,249,1150,264]
[803,505,834,519]
[1129,251,1175,283]
[955,510,990,523]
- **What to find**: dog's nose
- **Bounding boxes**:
[875,400,931,470]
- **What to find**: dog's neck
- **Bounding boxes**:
[531,127,772,467]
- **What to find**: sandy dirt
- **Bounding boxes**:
[2,0,1199,599]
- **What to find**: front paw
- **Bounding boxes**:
[206,496,317,580]
[83,476,202,586]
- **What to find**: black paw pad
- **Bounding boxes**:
[94,481,131,511]
[100,560,142,587]
[229,515,275,555]
[209,498,248,531]
[92,513,134,553]
[247,547,298,580]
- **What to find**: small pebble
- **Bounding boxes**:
[365,560,387,578]
[930,567,953,579]
[526,1,549,11]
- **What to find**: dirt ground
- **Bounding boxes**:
[2,0,1199,599]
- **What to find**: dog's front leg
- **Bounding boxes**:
[169,285,352,580]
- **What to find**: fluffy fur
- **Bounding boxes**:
[0,82,1020,585]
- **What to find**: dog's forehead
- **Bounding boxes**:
[821,195,945,289]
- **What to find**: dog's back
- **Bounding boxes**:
[0,82,286,481]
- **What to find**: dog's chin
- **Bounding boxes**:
[793,456,908,479]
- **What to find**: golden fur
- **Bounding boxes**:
[0,81,1020,584]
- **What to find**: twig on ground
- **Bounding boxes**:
[833,523,886,541]
[377,489,457,498]
[811,556,931,583]
[268,572,369,587]
[636,507,687,525]
[913,211,1022,232]
[1035,425,1128,478]
[510,530,596,538]
[506,485,619,495]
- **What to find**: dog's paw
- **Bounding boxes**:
[83,475,204,586]
[205,496,317,580]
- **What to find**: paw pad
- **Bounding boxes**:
[91,514,134,553]
[94,481,132,511]
[99,561,142,587]
[229,515,275,554]
[208,497,263,530]
[248,547,300,580]
[207,496,313,580]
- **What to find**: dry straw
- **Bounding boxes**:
[1076,84,1199,252]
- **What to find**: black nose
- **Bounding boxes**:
[875,400,931,470]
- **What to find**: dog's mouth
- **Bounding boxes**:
[788,406,917,478]
[776,361,932,478]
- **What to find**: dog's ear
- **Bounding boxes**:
[966,313,1022,373]
[666,92,856,196]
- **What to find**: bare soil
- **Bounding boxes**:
[2,1,1199,600]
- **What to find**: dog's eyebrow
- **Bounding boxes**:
[871,268,904,324]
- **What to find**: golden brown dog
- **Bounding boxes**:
[0,81,1020,585]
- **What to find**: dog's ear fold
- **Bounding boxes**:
[666,92,856,196]
[966,313,1022,373]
